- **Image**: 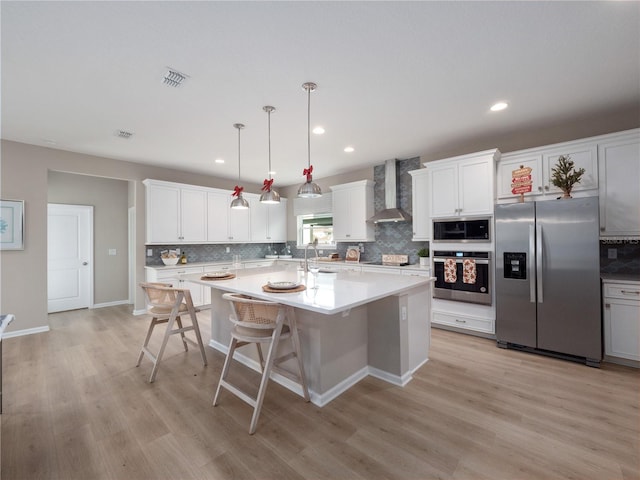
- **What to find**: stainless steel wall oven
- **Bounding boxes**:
[433,251,492,305]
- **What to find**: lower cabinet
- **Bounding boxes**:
[146,266,206,306]
[603,280,640,365]
[432,311,494,335]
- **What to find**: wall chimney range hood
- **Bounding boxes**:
[367,159,412,224]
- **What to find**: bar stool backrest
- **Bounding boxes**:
[222,293,283,333]
[141,282,183,310]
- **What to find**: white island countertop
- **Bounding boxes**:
[181,265,434,315]
[180,265,435,406]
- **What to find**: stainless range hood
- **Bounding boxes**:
[367,159,412,224]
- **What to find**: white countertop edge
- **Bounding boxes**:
[601,273,640,284]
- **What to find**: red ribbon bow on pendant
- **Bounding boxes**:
[303,165,314,181]
[231,185,244,197]
[261,178,274,192]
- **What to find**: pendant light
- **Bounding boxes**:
[259,105,281,204]
[297,82,322,198]
[230,123,249,209]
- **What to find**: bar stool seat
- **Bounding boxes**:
[138,282,208,382]
[213,293,309,434]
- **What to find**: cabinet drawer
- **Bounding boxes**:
[432,311,493,334]
[604,283,640,301]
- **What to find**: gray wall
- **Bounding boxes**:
[48,171,129,305]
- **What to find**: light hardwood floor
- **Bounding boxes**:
[2,305,638,480]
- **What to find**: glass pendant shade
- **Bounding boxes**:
[260,105,280,204]
[230,123,249,209]
[298,82,322,198]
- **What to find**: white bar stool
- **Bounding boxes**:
[213,293,310,434]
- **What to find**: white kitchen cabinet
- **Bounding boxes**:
[206,190,251,243]
[146,265,206,307]
[360,265,402,275]
[598,130,640,238]
[603,280,640,365]
[143,180,208,244]
[330,180,375,242]
[426,149,499,219]
[497,140,598,201]
[250,197,287,243]
[409,168,430,240]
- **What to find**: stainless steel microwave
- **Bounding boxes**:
[432,218,491,242]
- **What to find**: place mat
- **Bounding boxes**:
[262,284,306,293]
[200,273,235,281]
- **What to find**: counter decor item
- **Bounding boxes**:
[0,199,24,250]
[160,250,179,266]
[551,155,585,198]
[345,246,360,263]
[417,248,429,267]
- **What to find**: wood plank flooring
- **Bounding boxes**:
[2,305,638,479]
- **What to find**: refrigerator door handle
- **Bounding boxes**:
[536,224,543,303]
[529,224,535,303]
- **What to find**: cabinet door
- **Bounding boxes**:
[604,298,640,361]
[458,157,493,216]
[543,144,598,195]
[428,164,458,218]
[267,198,287,242]
[410,170,430,240]
[598,136,640,237]
[331,188,352,241]
[496,154,543,200]
[146,183,180,243]
[229,206,251,242]
[249,197,269,243]
[207,191,230,242]
[180,188,207,242]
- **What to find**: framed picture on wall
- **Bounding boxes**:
[0,199,25,250]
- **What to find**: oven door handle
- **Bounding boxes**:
[433,258,489,264]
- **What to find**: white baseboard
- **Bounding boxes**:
[3,325,50,339]
[91,300,130,309]
[132,309,147,316]
[368,366,412,387]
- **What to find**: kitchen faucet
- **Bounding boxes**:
[304,238,319,272]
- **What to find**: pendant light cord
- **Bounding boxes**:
[307,86,311,169]
[268,109,272,180]
[237,126,241,182]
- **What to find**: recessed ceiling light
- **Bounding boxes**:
[344,146,355,153]
[215,158,224,164]
[312,126,325,135]
[490,102,508,112]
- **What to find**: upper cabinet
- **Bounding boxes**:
[144,180,207,244]
[206,190,251,243]
[143,179,286,244]
[497,140,598,201]
[331,180,375,242]
[409,168,430,240]
[426,149,499,219]
[598,130,640,238]
[250,197,288,243]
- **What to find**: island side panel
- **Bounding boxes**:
[407,284,431,372]
[367,295,406,378]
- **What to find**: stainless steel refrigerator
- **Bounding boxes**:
[495,197,601,366]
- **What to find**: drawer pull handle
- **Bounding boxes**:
[621,290,640,295]
[455,319,467,323]
[605,303,610,308]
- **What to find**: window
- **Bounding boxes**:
[297,214,334,247]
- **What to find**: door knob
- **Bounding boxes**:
[82,262,88,266]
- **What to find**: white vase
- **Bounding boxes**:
[419,257,429,267]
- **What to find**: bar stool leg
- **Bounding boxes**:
[137,317,158,367]
[186,302,208,366]
[175,316,188,352]
[288,309,310,402]
[149,313,177,383]
[214,337,239,406]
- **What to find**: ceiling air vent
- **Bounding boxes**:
[116,130,134,139]
[162,68,188,87]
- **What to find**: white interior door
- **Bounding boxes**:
[48,204,93,313]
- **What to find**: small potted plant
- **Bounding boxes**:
[551,155,585,198]
[417,248,429,267]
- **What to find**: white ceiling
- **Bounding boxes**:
[2,1,639,187]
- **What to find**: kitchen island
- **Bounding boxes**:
[180,265,434,406]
